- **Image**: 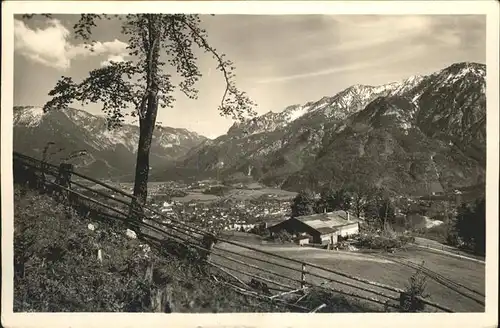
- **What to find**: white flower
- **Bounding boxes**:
[88,223,96,231]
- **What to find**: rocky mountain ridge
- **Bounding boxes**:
[160,61,486,195]
[13,106,207,179]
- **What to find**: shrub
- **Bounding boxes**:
[266,230,294,243]
[356,229,414,251]
[202,186,230,196]
[399,262,430,312]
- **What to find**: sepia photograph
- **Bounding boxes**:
[1,1,499,328]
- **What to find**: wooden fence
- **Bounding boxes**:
[13,151,459,313]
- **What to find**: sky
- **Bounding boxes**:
[14,14,486,138]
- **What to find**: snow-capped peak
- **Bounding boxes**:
[282,105,311,122]
[13,106,45,127]
[388,75,425,96]
[438,62,486,85]
[63,107,94,123]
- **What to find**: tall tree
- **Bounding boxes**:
[332,188,352,212]
[455,197,485,255]
[344,160,378,219]
[291,190,315,218]
[315,187,335,213]
[377,198,396,228]
[31,14,256,215]
[362,187,394,228]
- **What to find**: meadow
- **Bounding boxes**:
[214,233,485,312]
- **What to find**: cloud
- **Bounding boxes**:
[255,42,429,85]
[255,61,378,84]
[250,15,485,84]
[14,18,129,70]
[100,54,126,67]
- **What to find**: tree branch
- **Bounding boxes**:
[176,15,256,121]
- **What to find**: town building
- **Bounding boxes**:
[267,210,360,245]
[429,181,445,196]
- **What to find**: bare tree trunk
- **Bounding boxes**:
[129,15,160,226]
[130,92,158,219]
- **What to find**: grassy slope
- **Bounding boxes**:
[13,185,376,313]
[13,185,288,312]
[216,234,485,312]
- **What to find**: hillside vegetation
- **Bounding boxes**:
[13,185,285,312]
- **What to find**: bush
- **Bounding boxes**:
[399,262,430,312]
[266,230,294,243]
[202,186,230,196]
[356,229,414,251]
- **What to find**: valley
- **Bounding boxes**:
[13,61,487,313]
[154,62,486,197]
[14,61,486,199]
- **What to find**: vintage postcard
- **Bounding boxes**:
[1,1,498,328]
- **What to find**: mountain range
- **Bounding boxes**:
[13,106,206,179]
[13,61,486,196]
[153,62,486,196]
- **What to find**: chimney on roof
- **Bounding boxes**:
[346,211,350,221]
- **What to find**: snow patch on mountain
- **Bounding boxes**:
[155,133,181,147]
[442,68,482,85]
[283,105,312,122]
[99,129,138,152]
[390,75,425,96]
[64,107,91,123]
[14,106,45,127]
[429,62,486,90]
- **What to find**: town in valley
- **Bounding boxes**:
[9,10,491,316]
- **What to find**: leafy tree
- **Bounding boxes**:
[347,186,370,219]
[378,198,396,227]
[472,198,486,254]
[314,187,335,213]
[362,188,395,229]
[342,160,379,218]
[332,188,352,212]
[291,190,315,217]
[454,197,485,255]
[314,187,352,213]
[27,14,256,216]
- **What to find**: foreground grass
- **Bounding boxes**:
[217,234,484,312]
[13,185,375,313]
[13,186,287,312]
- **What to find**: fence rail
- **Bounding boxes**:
[13,151,457,313]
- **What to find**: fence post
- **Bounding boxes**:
[301,263,307,288]
[57,163,73,201]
